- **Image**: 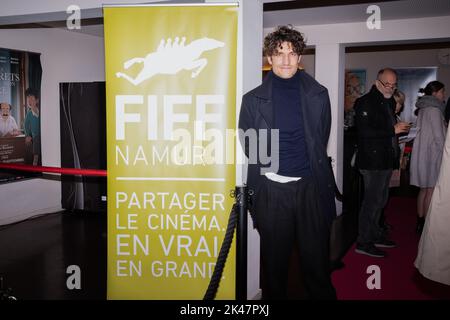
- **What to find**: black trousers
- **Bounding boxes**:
[253,176,337,300]
[357,169,392,245]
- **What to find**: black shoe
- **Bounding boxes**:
[380,225,390,238]
[355,244,386,258]
[383,222,393,231]
[374,239,397,248]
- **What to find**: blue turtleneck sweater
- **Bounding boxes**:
[272,71,311,177]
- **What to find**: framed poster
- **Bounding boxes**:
[345,69,366,111]
[344,69,366,129]
[0,48,42,182]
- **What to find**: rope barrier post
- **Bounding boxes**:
[235,185,247,300]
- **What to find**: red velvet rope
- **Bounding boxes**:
[0,163,107,177]
[404,146,413,153]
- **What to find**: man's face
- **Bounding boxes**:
[267,41,301,79]
[27,95,38,109]
[1,103,10,119]
[376,71,397,98]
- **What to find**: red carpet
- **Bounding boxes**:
[332,196,450,300]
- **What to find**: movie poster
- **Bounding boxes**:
[0,48,42,182]
[344,69,366,130]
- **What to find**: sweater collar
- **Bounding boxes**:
[415,95,446,114]
[253,70,325,100]
[272,70,301,89]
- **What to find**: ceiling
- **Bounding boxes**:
[1,0,449,39]
[264,0,450,28]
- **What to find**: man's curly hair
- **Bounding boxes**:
[263,25,306,57]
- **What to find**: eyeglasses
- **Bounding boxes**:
[378,79,397,89]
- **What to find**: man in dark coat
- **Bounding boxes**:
[354,68,410,258]
[238,25,336,299]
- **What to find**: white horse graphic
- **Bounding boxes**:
[116,37,225,85]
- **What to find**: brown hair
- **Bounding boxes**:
[418,81,444,96]
[263,25,306,57]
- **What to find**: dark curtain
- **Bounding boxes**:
[27,53,42,96]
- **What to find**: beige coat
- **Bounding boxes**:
[415,125,450,285]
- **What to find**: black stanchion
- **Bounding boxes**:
[0,276,17,301]
[203,202,238,300]
[203,185,250,300]
[235,186,248,300]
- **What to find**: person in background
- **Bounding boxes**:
[343,73,363,234]
[414,122,450,286]
[410,81,447,234]
[391,90,408,188]
[344,72,363,131]
[379,90,408,232]
[24,88,41,166]
[0,102,20,137]
[393,90,407,166]
[354,68,410,258]
[394,90,406,119]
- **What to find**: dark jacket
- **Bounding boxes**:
[238,70,337,225]
[355,85,396,170]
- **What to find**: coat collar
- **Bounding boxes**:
[368,84,384,100]
[252,70,326,129]
[252,70,326,101]
[368,84,396,109]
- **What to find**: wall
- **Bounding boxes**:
[0,0,175,19]
[303,48,450,121]
[347,49,450,87]
[347,48,450,121]
[208,0,264,300]
[0,28,105,225]
[236,0,263,300]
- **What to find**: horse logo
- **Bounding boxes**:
[116,37,225,85]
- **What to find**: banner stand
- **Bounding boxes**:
[105,4,238,299]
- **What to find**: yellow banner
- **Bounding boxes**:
[104,4,238,299]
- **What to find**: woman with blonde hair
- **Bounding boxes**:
[393,89,406,168]
[393,90,405,115]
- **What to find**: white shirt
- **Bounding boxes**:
[265,172,302,183]
[0,116,19,137]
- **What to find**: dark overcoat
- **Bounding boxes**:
[238,70,337,226]
[354,85,396,170]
